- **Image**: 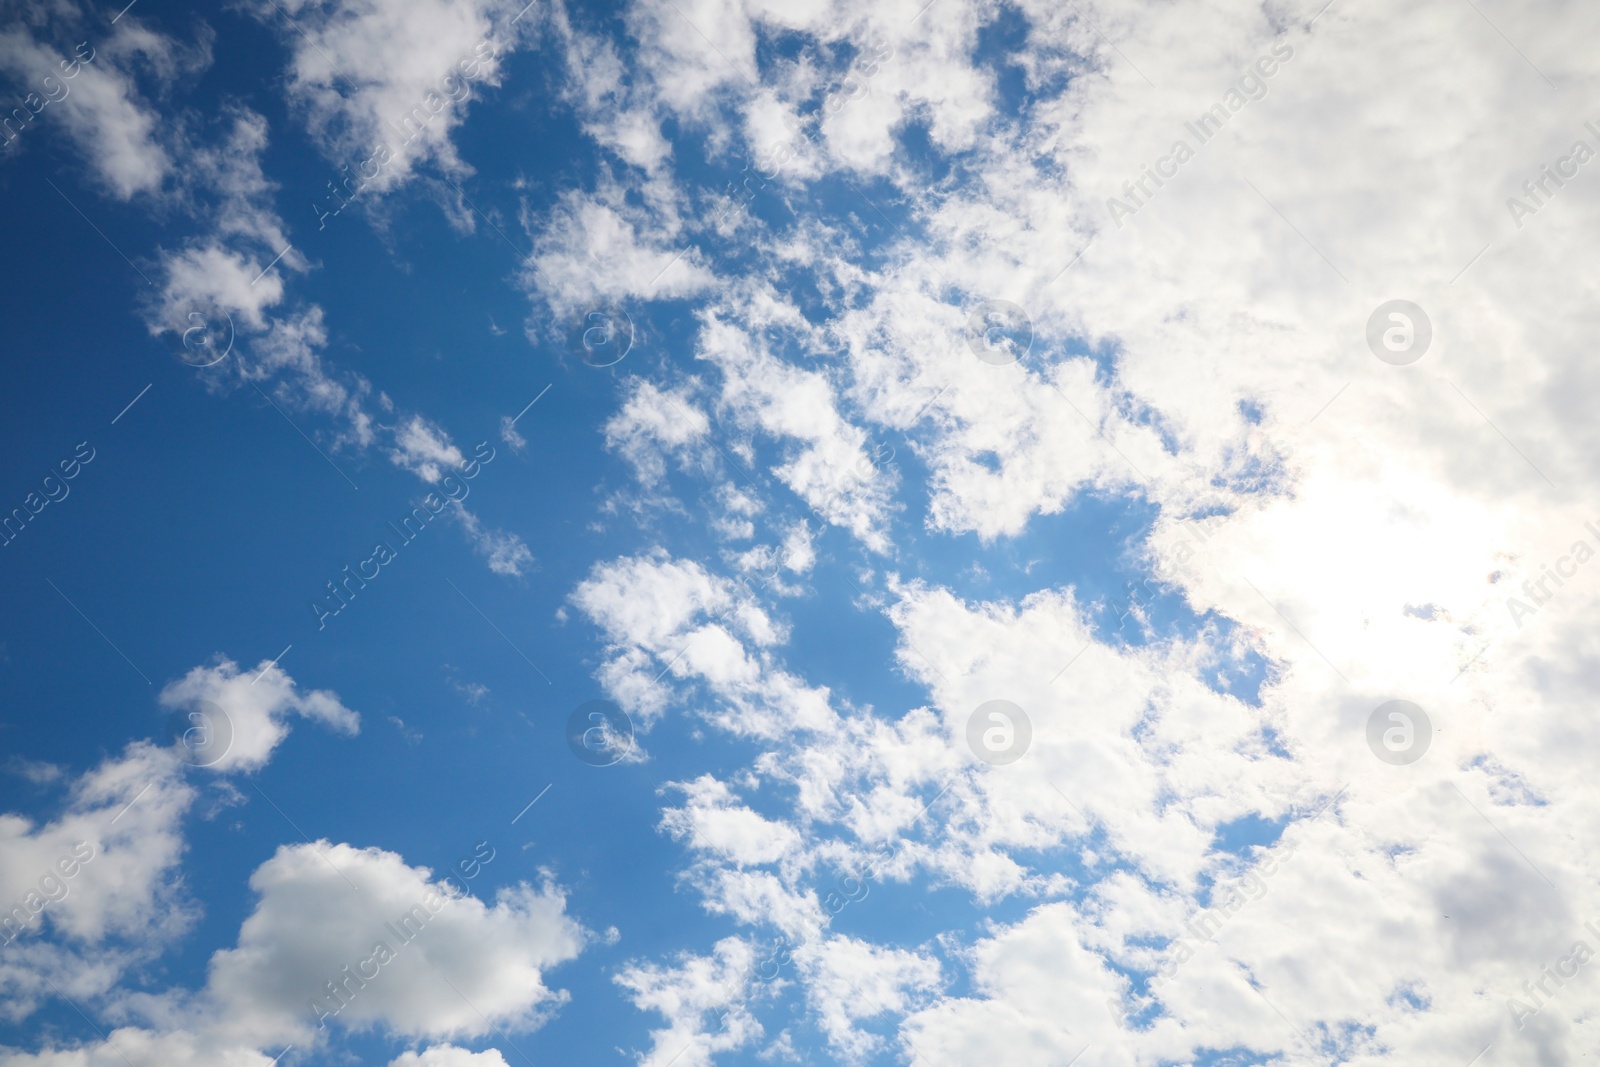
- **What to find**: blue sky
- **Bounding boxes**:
[2,0,1598,1065]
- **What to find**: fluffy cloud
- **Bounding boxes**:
[572,550,835,737]
[614,936,766,1067]
[0,743,195,1021]
[0,9,186,199]
[158,656,359,773]
[204,841,587,1045]
[604,379,712,486]
[522,179,717,318]
[259,0,522,193]
[661,776,803,867]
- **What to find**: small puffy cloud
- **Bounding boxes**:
[661,776,803,867]
[389,416,469,484]
[158,657,359,773]
[572,551,835,738]
[455,508,535,578]
[604,379,711,485]
[204,841,587,1045]
[801,936,942,1061]
[522,181,716,318]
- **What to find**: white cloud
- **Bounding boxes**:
[205,841,587,1045]
[662,776,803,867]
[0,1028,271,1067]
[388,1048,511,1067]
[259,0,522,193]
[158,656,359,774]
[800,936,941,1062]
[614,937,766,1067]
[0,22,173,199]
[521,178,716,318]
[0,743,195,1021]
[455,507,535,578]
[389,416,470,483]
[572,550,837,737]
[604,379,712,486]
[572,0,1600,1054]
